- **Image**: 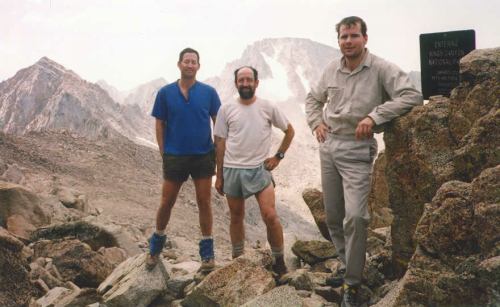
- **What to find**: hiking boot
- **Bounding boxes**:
[199,238,215,273]
[146,232,166,271]
[341,283,360,307]
[200,258,215,273]
[272,255,288,278]
[326,267,346,288]
[232,249,244,259]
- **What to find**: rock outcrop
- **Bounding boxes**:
[98,253,169,307]
[33,239,114,288]
[302,189,331,241]
[241,285,305,307]
[51,186,93,213]
[31,220,119,251]
[182,250,275,306]
[34,286,102,307]
[0,227,40,306]
[384,48,500,274]
[367,151,391,228]
[375,166,499,306]
[0,181,50,239]
[291,240,337,265]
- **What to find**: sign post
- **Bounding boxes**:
[420,30,475,100]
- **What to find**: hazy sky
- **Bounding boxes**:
[1,0,499,91]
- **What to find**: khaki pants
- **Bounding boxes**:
[319,134,377,285]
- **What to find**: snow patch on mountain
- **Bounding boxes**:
[296,65,310,94]
[258,52,293,102]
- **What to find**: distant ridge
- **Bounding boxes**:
[0,57,153,142]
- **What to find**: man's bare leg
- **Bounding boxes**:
[255,184,283,248]
[156,179,183,231]
[147,179,183,270]
[194,177,216,272]
[193,177,213,236]
[255,184,287,276]
[227,195,245,258]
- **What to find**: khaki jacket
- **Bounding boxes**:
[305,49,423,135]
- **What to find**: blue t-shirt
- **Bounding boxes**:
[151,81,221,155]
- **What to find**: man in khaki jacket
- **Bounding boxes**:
[305,16,422,307]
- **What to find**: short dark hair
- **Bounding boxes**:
[178,47,200,63]
[335,16,367,38]
[234,66,258,82]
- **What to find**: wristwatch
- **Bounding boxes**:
[275,152,285,160]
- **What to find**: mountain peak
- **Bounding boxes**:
[34,56,74,77]
[36,56,62,67]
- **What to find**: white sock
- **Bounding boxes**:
[155,229,166,236]
[232,241,245,258]
[271,245,284,259]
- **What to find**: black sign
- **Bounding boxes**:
[420,30,475,99]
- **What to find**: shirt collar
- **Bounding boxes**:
[338,48,372,74]
[175,80,198,90]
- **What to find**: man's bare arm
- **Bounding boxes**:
[155,119,165,156]
[214,135,226,195]
[264,124,295,170]
[276,124,295,155]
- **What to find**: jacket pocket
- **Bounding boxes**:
[326,87,345,114]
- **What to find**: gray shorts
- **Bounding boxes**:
[223,165,273,199]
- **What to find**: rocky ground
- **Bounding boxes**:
[0,128,321,261]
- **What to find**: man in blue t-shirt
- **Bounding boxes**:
[147,47,221,272]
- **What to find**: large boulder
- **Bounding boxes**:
[374,250,489,307]
[384,96,456,273]
[384,47,500,274]
[34,287,73,307]
[98,246,128,269]
[415,165,499,261]
[34,287,102,307]
[449,48,499,182]
[39,195,87,225]
[1,163,25,184]
[413,181,477,258]
[33,239,114,288]
[97,253,169,307]
[367,151,392,228]
[0,181,50,239]
[452,107,500,182]
[83,217,143,256]
[0,227,40,306]
[291,240,337,265]
[31,220,119,250]
[281,269,315,291]
[376,165,500,306]
[449,47,500,142]
[302,188,331,241]
[182,249,275,307]
[51,186,93,213]
[470,166,500,253]
[241,285,304,307]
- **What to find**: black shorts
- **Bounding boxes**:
[162,151,215,182]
